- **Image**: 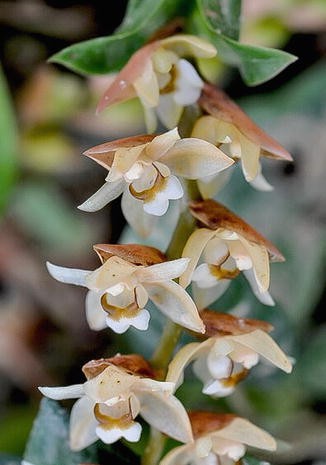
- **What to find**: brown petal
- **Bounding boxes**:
[97,41,161,112]
[82,354,155,380]
[189,411,236,438]
[93,244,166,266]
[189,199,284,262]
[199,83,292,161]
[83,134,155,170]
[200,310,273,338]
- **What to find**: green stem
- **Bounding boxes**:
[141,180,201,465]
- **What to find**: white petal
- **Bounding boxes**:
[78,179,125,212]
[146,128,180,161]
[173,59,203,106]
[227,241,253,270]
[137,390,193,443]
[212,417,276,451]
[166,341,209,387]
[70,396,98,451]
[249,167,274,192]
[201,452,219,465]
[180,228,216,288]
[39,384,84,400]
[107,282,126,296]
[193,280,231,310]
[192,264,219,288]
[230,330,292,373]
[203,379,235,397]
[239,134,261,182]
[238,237,270,292]
[121,189,155,237]
[203,237,229,265]
[133,60,160,108]
[84,365,135,402]
[143,105,158,133]
[46,262,90,287]
[145,280,204,333]
[243,269,275,306]
[207,354,233,379]
[156,93,183,129]
[85,290,107,330]
[163,175,184,199]
[163,138,233,180]
[135,284,149,307]
[143,195,170,216]
[96,422,142,444]
[211,437,245,461]
[137,258,190,282]
[130,308,150,330]
[105,317,131,334]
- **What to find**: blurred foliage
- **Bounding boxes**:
[23,399,98,465]
[50,0,297,86]
[0,65,18,215]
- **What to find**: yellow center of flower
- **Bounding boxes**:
[159,65,178,94]
[101,294,140,320]
[94,403,133,429]
[209,264,240,280]
[221,367,248,388]
[129,168,167,202]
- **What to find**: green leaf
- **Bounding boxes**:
[23,398,97,465]
[49,0,193,74]
[198,0,241,40]
[188,4,297,85]
[242,455,271,465]
[0,64,18,214]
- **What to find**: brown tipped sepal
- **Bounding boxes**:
[199,83,292,162]
[189,411,237,438]
[93,244,166,266]
[82,354,155,380]
[189,199,284,262]
[200,310,273,338]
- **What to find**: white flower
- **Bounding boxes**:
[98,34,217,132]
[192,83,292,195]
[180,200,284,309]
[160,412,276,465]
[78,128,233,237]
[39,356,193,451]
[46,243,204,334]
[167,312,292,398]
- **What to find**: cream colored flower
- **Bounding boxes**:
[167,311,292,398]
[192,83,293,195]
[180,200,284,309]
[39,355,193,451]
[160,411,276,465]
[47,244,204,334]
[98,35,217,131]
[78,128,233,236]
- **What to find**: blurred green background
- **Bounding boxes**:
[0,1,325,464]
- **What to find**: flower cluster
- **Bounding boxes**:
[39,30,294,465]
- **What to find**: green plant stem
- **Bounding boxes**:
[141,180,201,465]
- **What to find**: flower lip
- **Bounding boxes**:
[93,244,166,266]
[189,199,285,262]
[199,310,274,339]
[199,83,293,162]
[82,355,155,380]
[189,411,236,438]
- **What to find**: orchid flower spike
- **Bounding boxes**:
[98,34,217,131]
[78,128,233,237]
[192,83,293,194]
[39,355,193,451]
[46,243,204,334]
[160,411,276,465]
[167,310,292,398]
[180,199,284,309]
